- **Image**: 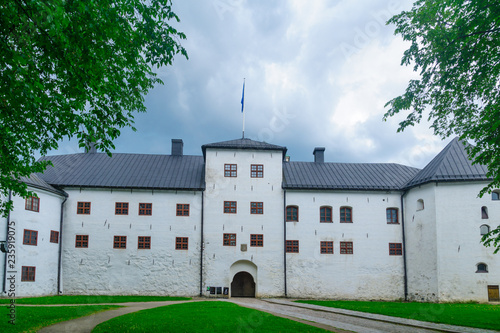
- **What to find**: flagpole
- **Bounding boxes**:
[241,78,245,139]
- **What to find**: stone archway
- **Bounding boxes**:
[231,271,256,297]
[229,260,257,297]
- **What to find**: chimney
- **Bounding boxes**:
[172,139,184,156]
[313,147,325,163]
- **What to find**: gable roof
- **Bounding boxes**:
[38,153,205,190]
[201,138,287,158]
[404,137,490,189]
[283,162,420,191]
[19,174,66,196]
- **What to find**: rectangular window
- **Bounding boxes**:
[250,164,264,178]
[320,241,333,254]
[224,201,237,214]
[386,208,399,224]
[320,206,332,222]
[286,240,299,253]
[176,204,189,216]
[250,202,263,214]
[77,202,91,214]
[340,207,352,223]
[286,206,298,221]
[113,236,127,249]
[223,233,236,246]
[224,164,237,177]
[115,202,129,215]
[21,266,36,282]
[50,230,59,244]
[138,236,151,249]
[75,235,89,248]
[23,229,38,246]
[139,203,152,216]
[340,241,353,254]
[25,196,40,212]
[176,237,188,250]
[389,243,402,255]
[250,234,263,247]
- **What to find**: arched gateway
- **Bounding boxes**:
[230,260,257,297]
[231,272,255,297]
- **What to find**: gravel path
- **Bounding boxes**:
[226,298,499,333]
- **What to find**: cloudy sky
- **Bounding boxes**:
[54,0,452,169]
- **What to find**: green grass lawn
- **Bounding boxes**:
[0,305,121,333]
[296,300,500,331]
[0,295,190,305]
[93,301,328,332]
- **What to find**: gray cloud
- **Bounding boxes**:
[48,0,450,169]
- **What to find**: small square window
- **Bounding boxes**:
[340,241,353,254]
[23,229,38,246]
[176,237,188,250]
[75,235,89,248]
[223,233,236,246]
[224,201,237,214]
[21,266,36,282]
[113,236,127,249]
[251,202,263,214]
[250,164,264,178]
[138,236,151,249]
[389,243,402,255]
[25,196,40,212]
[250,234,263,247]
[224,164,237,177]
[139,203,152,216]
[286,240,299,253]
[77,202,91,214]
[320,241,333,254]
[50,230,59,244]
[115,202,129,215]
[176,204,189,216]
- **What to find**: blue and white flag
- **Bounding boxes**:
[241,80,245,113]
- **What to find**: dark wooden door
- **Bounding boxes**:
[488,285,499,302]
[231,272,255,297]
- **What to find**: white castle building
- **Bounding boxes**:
[1,137,499,302]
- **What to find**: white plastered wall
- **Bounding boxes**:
[434,182,500,302]
[404,183,439,302]
[285,190,405,300]
[202,148,285,297]
[61,188,202,296]
[0,188,64,297]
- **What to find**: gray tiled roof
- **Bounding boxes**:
[38,153,205,190]
[19,174,66,196]
[202,138,287,158]
[404,137,490,188]
[283,162,420,190]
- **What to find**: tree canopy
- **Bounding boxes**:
[0,0,187,215]
[384,0,500,252]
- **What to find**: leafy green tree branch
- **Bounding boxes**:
[0,0,187,216]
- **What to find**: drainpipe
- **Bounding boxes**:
[199,191,204,297]
[283,189,287,297]
[2,190,12,293]
[401,190,408,301]
[57,193,68,294]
